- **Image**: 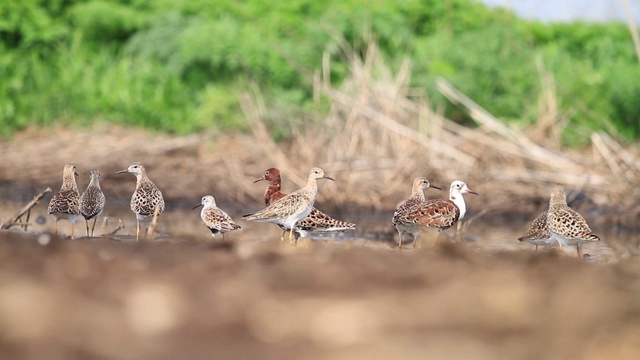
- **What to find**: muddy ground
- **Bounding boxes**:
[1,127,640,359]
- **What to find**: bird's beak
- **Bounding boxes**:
[324,175,335,181]
[253,175,267,183]
[74,172,79,177]
[466,188,479,196]
[115,169,128,174]
[192,204,203,210]
[430,185,442,190]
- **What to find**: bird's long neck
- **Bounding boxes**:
[450,192,467,219]
[62,173,78,192]
[265,177,283,206]
[305,178,319,198]
[411,184,426,202]
[135,174,148,187]
[549,190,566,209]
[89,176,101,190]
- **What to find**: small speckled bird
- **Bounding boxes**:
[546,185,600,256]
[193,195,241,240]
[48,164,81,239]
[517,211,553,251]
[116,162,164,241]
[79,169,106,237]
[392,177,442,248]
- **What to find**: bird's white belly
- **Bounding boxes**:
[52,212,79,223]
[550,232,581,247]
[282,204,312,228]
[527,237,555,246]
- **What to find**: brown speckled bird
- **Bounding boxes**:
[193,195,241,240]
[48,164,81,238]
[116,162,164,241]
[79,169,106,237]
[517,211,552,251]
[546,185,600,256]
[244,167,334,245]
[254,167,355,240]
[393,180,478,249]
[392,177,442,248]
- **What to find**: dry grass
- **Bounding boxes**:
[237,43,640,224]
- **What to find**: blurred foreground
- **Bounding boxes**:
[0,231,640,360]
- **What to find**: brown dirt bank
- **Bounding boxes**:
[0,232,639,360]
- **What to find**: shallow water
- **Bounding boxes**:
[0,199,630,265]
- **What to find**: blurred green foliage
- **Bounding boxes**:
[0,0,638,141]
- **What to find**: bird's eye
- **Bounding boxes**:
[265,171,269,175]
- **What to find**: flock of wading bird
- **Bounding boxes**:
[45,163,600,256]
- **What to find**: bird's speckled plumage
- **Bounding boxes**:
[254,167,355,239]
[79,169,106,237]
[195,195,241,239]
[48,164,80,238]
[296,209,356,237]
[392,177,442,247]
[393,180,477,248]
[517,211,553,251]
[546,185,600,254]
[244,167,334,244]
[116,162,164,240]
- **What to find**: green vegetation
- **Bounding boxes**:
[1,0,639,142]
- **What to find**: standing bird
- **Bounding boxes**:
[256,168,285,207]
[193,195,241,240]
[254,167,355,240]
[392,177,442,248]
[79,169,106,237]
[48,164,81,239]
[546,185,600,256]
[243,167,334,245]
[517,211,552,251]
[393,180,478,249]
[116,162,164,241]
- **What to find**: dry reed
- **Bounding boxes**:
[238,42,640,222]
